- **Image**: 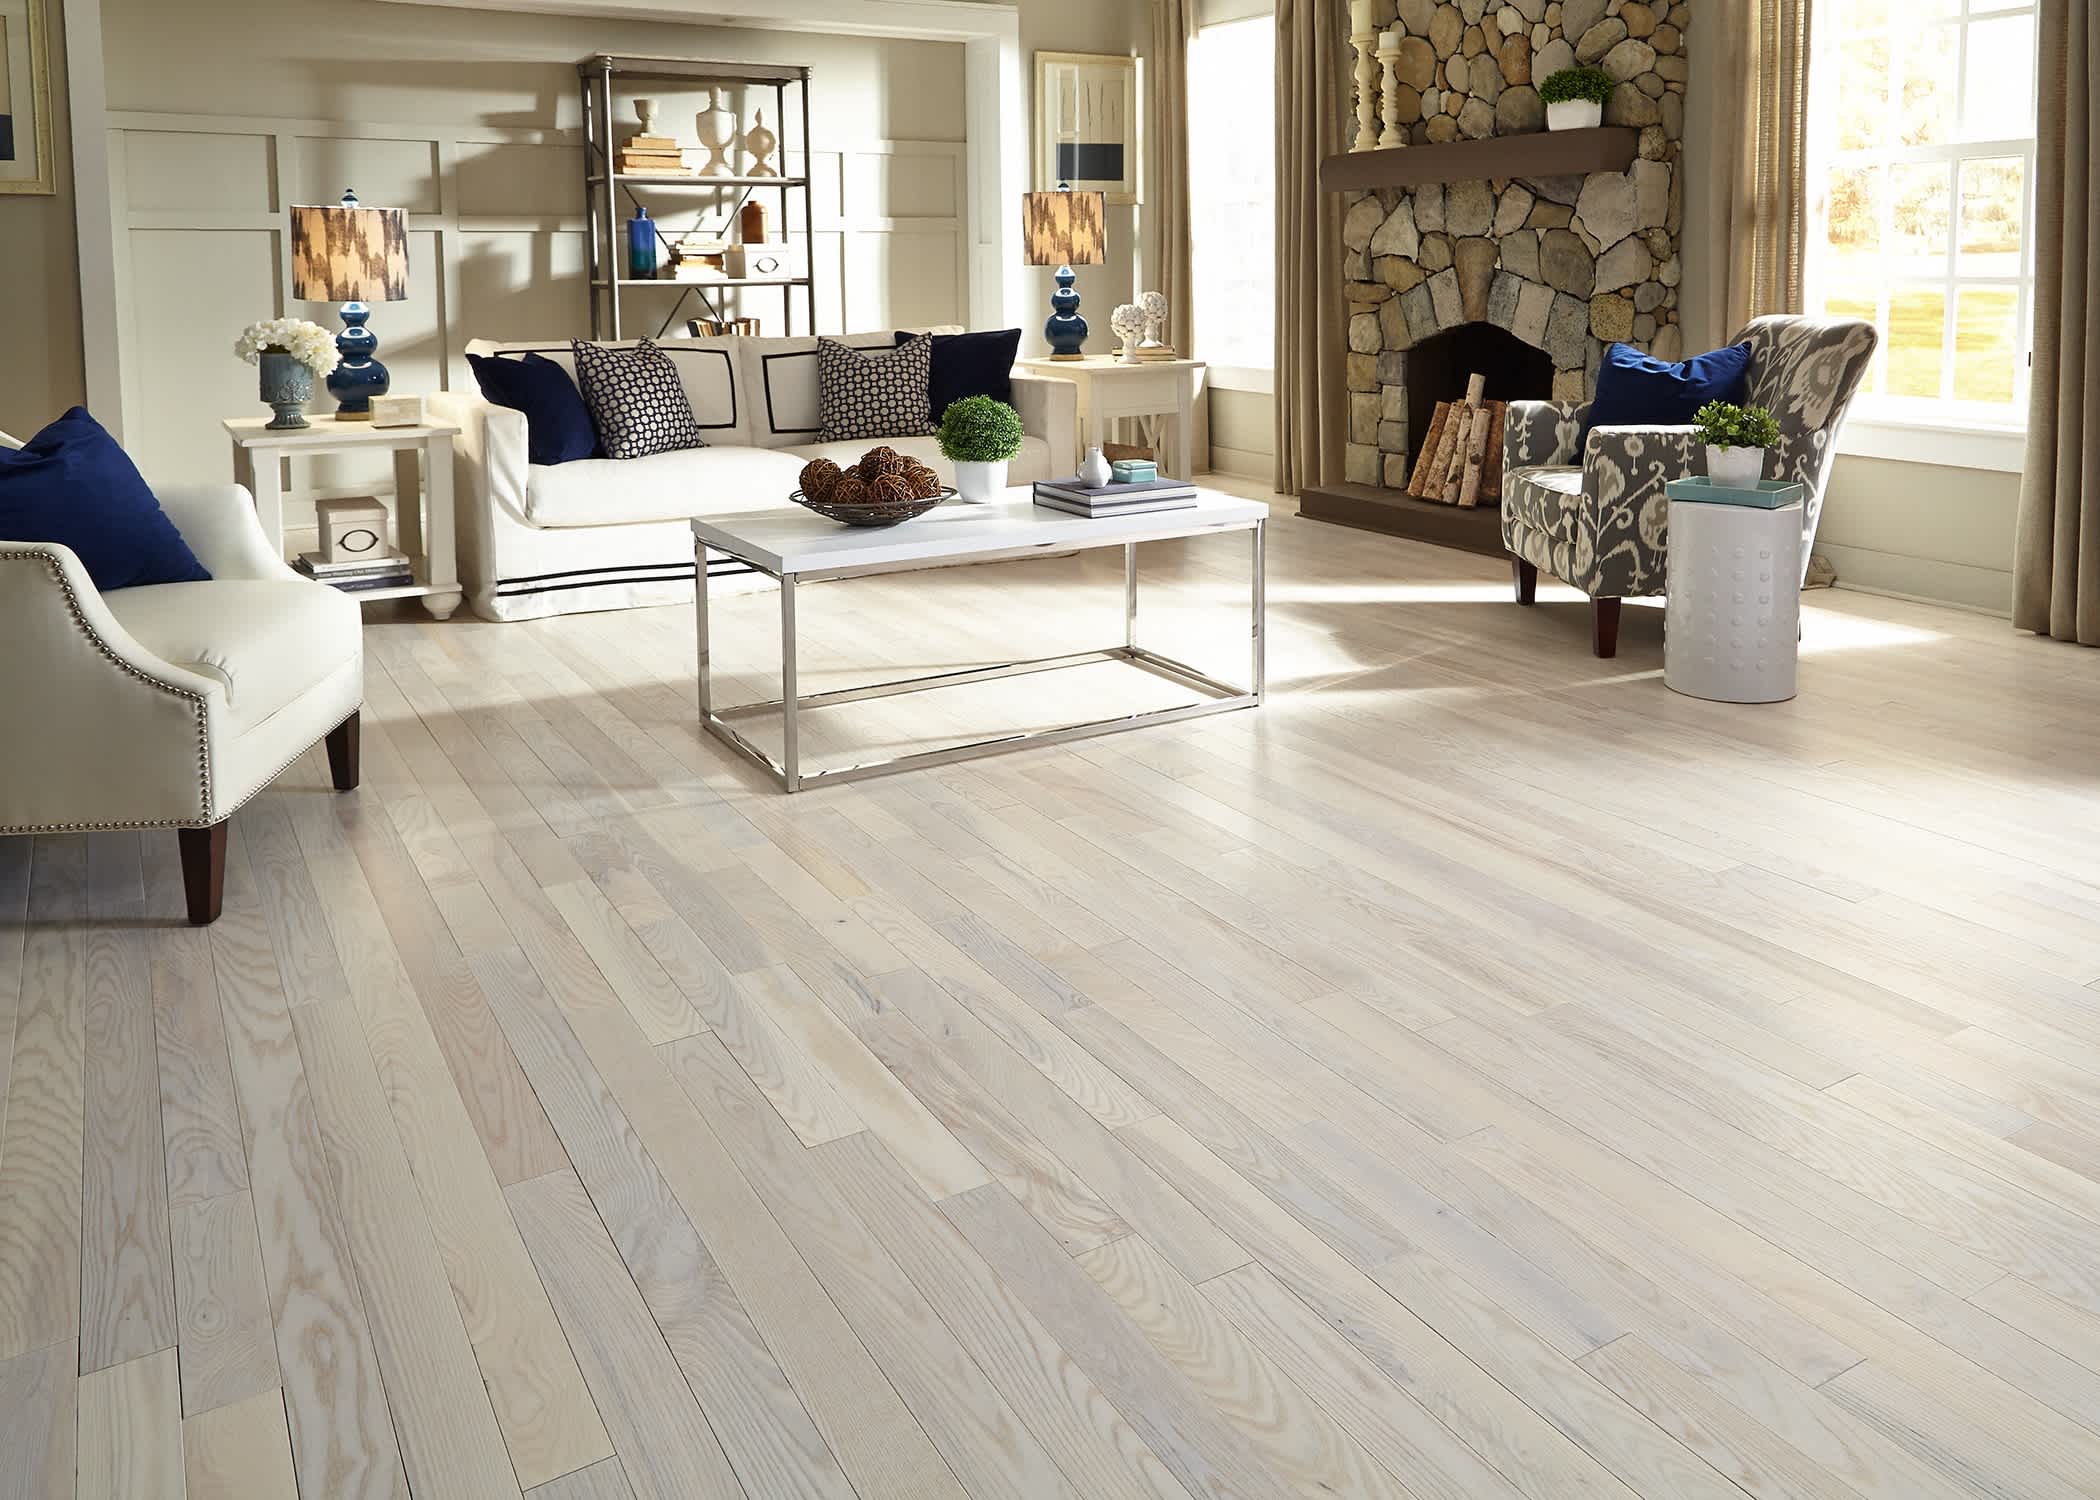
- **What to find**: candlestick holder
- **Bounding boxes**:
[1351,31,1379,152]
[1377,35,1406,148]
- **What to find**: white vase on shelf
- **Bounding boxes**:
[695,89,737,176]
[744,109,779,177]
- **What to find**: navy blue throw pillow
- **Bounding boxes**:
[1581,341,1753,452]
[468,351,602,465]
[0,408,210,591]
[900,328,1022,421]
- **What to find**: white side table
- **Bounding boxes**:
[1015,356,1204,480]
[225,417,462,620]
[1663,492,1803,703]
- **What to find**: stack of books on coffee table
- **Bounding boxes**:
[1032,475,1198,518]
[296,550,414,593]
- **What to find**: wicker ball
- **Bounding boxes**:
[857,446,908,482]
[866,472,917,508]
[828,473,870,507]
[798,458,843,501]
[902,463,943,499]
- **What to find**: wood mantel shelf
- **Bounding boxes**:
[1319,126,1638,192]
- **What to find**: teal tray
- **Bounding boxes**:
[1665,477,1807,510]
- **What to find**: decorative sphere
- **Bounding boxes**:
[828,473,869,507]
[902,461,943,498]
[857,446,908,482]
[867,472,916,507]
[798,458,843,499]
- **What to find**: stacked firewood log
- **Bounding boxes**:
[1406,374,1507,508]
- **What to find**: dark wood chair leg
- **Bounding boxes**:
[178,822,228,926]
[326,711,361,792]
[1591,596,1623,658]
[1513,558,1538,605]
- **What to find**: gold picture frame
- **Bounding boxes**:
[1034,50,1137,207]
[0,0,55,196]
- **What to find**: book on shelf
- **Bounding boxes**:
[296,550,413,590]
[624,134,680,151]
[1033,493,1197,518]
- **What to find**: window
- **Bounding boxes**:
[1187,14,1275,387]
[1805,0,2038,430]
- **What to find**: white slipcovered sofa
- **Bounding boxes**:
[428,329,1077,622]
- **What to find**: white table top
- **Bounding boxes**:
[224,415,457,447]
[692,489,1267,577]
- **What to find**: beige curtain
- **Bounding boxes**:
[2014,0,2099,645]
[1145,0,1196,355]
[1273,0,1345,495]
[1700,0,1813,341]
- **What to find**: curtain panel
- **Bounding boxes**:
[1145,0,1196,357]
[1699,0,1813,342]
[1273,0,1345,495]
[2014,0,2099,645]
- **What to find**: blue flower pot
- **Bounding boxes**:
[259,351,314,430]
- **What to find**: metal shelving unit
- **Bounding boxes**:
[579,54,816,340]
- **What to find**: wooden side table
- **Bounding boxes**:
[224,417,463,620]
[1015,356,1205,480]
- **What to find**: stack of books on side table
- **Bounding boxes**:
[1032,475,1198,518]
[296,550,413,593]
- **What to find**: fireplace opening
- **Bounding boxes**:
[1405,322,1554,480]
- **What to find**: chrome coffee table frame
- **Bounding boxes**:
[694,514,1265,793]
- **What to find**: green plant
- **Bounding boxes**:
[936,395,1025,464]
[1693,400,1781,450]
[1538,65,1614,107]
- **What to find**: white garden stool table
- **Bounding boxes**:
[1662,478,1807,703]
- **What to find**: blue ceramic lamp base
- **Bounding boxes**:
[327,300,391,420]
[1044,264,1088,361]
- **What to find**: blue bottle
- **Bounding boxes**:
[626,205,658,279]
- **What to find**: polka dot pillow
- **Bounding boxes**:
[817,333,935,443]
[570,339,705,460]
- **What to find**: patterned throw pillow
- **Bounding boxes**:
[817,333,935,443]
[570,339,705,460]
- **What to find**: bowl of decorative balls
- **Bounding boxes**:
[793,448,953,527]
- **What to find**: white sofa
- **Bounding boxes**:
[428,329,1077,622]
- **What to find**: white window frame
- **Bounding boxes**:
[1187,11,1275,392]
[1803,0,2038,471]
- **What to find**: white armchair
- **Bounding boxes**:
[0,481,364,923]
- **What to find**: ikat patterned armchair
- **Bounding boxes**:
[1501,315,1878,657]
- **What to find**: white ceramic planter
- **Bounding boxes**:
[1705,444,1767,488]
[1546,99,1604,131]
[953,458,1009,504]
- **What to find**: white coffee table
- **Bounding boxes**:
[690,490,1267,791]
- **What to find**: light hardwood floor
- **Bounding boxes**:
[6,483,2100,1498]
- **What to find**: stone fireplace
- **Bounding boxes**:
[1308,0,1689,551]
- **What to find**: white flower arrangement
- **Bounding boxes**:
[234,318,340,379]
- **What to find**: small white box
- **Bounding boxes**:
[369,394,424,428]
[315,496,390,563]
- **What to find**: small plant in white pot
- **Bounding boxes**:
[938,395,1025,504]
[1694,399,1781,488]
[1538,65,1613,130]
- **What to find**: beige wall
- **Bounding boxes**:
[0,0,84,431]
[1209,385,1273,479]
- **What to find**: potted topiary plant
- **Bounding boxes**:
[1694,399,1781,488]
[937,394,1025,504]
[1538,65,1614,131]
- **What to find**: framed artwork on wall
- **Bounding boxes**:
[0,0,54,195]
[1034,51,1137,206]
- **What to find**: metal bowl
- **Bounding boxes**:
[789,485,953,528]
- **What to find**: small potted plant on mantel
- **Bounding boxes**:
[1538,64,1614,131]
[937,395,1026,504]
[1694,399,1781,488]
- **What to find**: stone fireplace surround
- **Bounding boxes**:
[1337,0,1689,495]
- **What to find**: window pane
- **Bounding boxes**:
[1825,165,1883,258]
[1886,287,1947,398]
[1188,17,1274,372]
[1963,15,2036,142]
[1958,156,2025,275]
[1837,34,1891,149]
[1898,23,1957,147]
[1889,162,1950,268]
[1954,287,2019,404]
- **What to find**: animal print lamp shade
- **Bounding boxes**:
[290,191,409,303]
[1022,188,1106,267]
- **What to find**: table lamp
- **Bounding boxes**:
[291,189,409,420]
[1023,186,1106,361]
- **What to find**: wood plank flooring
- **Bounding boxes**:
[6,482,2100,1496]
